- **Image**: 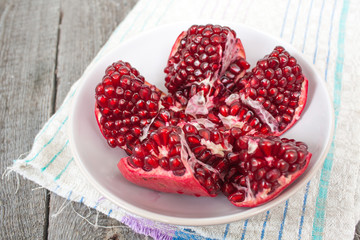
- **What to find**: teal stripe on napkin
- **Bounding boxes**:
[312,0,350,238]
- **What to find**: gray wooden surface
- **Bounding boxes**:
[0,0,148,239]
[0,0,359,239]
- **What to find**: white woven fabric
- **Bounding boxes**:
[9,0,360,239]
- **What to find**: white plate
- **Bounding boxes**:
[69,22,334,226]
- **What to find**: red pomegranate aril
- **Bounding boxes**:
[208,113,221,124]
[198,149,212,163]
[229,191,246,203]
[169,156,185,170]
[255,168,267,180]
[211,130,223,144]
[277,159,290,172]
[265,169,281,182]
[222,183,237,197]
[187,135,201,146]
[226,152,240,164]
[131,156,144,168]
[192,145,207,156]
[284,149,298,163]
[259,139,273,156]
[144,155,159,168]
[289,164,299,172]
[250,158,265,171]
[198,129,211,141]
[183,123,198,134]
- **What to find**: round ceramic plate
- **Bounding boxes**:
[69,22,334,226]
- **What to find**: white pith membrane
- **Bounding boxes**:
[139,96,165,141]
[239,94,279,133]
[230,138,272,203]
[189,118,216,129]
[199,139,230,157]
[247,138,258,154]
[177,128,221,191]
[185,90,213,116]
[220,93,279,133]
[220,34,239,74]
[139,115,157,142]
[183,31,241,117]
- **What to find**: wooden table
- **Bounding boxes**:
[0,0,359,239]
[0,0,150,239]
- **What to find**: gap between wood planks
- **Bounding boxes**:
[44,8,63,240]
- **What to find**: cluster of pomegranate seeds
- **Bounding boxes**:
[222,136,311,207]
[206,98,271,136]
[235,46,308,135]
[127,126,186,174]
[218,58,250,92]
[95,60,163,154]
[164,24,247,104]
[119,125,222,196]
[95,24,312,207]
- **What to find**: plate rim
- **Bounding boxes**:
[69,21,335,226]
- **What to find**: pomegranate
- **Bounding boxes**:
[233,46,309,135]
[164,24,249,117]
[94,60,164,154]
[164,24,246,94]
[94,24,312,207]
[118,125,312,203]
[118,125,226,197]
[222,136,312,207]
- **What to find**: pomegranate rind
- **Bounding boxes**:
[230,153,312,207]
[118,157,215,197]
[168,31,187,59]
[235,38,246,59]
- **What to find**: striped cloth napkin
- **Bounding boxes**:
[9,0,360,239]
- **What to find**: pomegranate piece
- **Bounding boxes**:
[118,125,225,197]
[222,135,312,207]
[234,46,309,135]
[95,60,164,154]
[164,24,249,115]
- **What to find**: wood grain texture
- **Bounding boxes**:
[47,0,145,239]
[0,0,60,239]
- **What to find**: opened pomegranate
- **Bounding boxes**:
[118,125,312,203]
[222,135,311,207]
[118,125,227,197]
[164,24,246,94]
[94,24,312,207]
[95,60,164,154]
[164,24,249,117]
[233,46,309,135]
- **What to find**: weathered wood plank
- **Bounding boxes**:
[356,221,360,240]
[0,0,60,239]
[47,0,145,239]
